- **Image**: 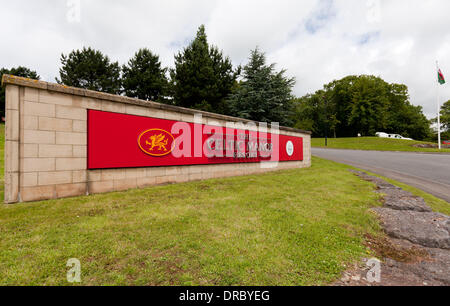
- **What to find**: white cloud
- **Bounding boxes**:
[1,0,449,118]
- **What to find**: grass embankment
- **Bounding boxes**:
[0,122,446,286]
[312,137,450,153]
[0,119,383,285]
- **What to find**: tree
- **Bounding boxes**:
[438,100,450,131]
[292,75,431,140]
[170,25,238,113]
[433,100,450,141]
[227,48,295,126]
[1,66,40,119]
[122,48,168,102]
[56,47,121,94]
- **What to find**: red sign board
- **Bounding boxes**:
[87,110,303,169]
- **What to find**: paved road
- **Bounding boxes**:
[312,148,450,203]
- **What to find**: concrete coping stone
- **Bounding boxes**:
[2,74,312,135]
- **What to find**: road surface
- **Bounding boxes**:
[312,148,450,203]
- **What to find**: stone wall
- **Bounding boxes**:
[2,75,311,203]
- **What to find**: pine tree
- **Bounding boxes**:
[170,25,237,113]
[227,48,295,126]
[56,47,121,94]
[122,48,168,102]
[0,66,40,119]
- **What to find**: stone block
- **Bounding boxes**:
[147,108,166,119]
[88,181,114,194]
[101,101,125,114]
[102,169,125,181]
[22,158,55,172]
[38,117,72,132]
[113,178,137,191]
[137,176,156,188]
[72,120,86,132]
[24,101,55,117]
[165,111,182,121]
[55,105,86,120]
[38,171,72,185]
[20,185,55,202]
[24,87,39,102]
[5,141,19,172]
[56,183,86,198]
[72,96,102,110]
[180,113,195,123]
[39,90,73,106]
[125,168,146,179]
[5,109,19,141]
[188,173,203,181]
[56,132,86,145]
[73,170,87,183]
[145,167,166,177]
[126,105,148,116]
[20,172,38,187]
[39,144,72,158]
[23,130,55,144]
[165,166,181,176]
[56,158,86,171]
[88,170,102,182]
[156,176,176,184]
[22,144,38,158]
[73,145,87,157]
[4,172,19,203]
[24,115,38,130]
[5,85,19,110]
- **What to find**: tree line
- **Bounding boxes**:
[291,75,433,140]
[435,100,450,141]
[1,25,446,141]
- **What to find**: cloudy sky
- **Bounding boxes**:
[2,0,450,118]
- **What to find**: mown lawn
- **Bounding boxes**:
[1,123,448,286]
[312,137,450,153]
[0,118,385,285]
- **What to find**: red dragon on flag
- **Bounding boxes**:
[438,68,445,85]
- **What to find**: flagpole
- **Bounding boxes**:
[436,61,441,150]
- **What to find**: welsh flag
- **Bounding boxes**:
[438,68,446,85]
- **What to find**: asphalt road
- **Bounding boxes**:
[312,148,450,203]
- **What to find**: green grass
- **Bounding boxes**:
[0,122,446,286]
[312,137,450,153]
[0,129,384,285]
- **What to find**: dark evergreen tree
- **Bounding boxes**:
[0,66,40,119]
[227,48,295,126]
[122,48,168,102]
[56,47,121,94]
[170,25,238,113]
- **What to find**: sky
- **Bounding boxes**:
[2,0,450,118]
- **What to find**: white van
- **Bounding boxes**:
[376,132,413,140]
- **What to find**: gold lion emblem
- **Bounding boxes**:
[146,133,168,151]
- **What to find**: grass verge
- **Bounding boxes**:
[0,155,384,285]
[1,123,447,285]
[354,168,450,215]
[312,137,450,153]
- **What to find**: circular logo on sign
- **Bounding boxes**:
[286,141,294,157]
[138,129,175,157]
